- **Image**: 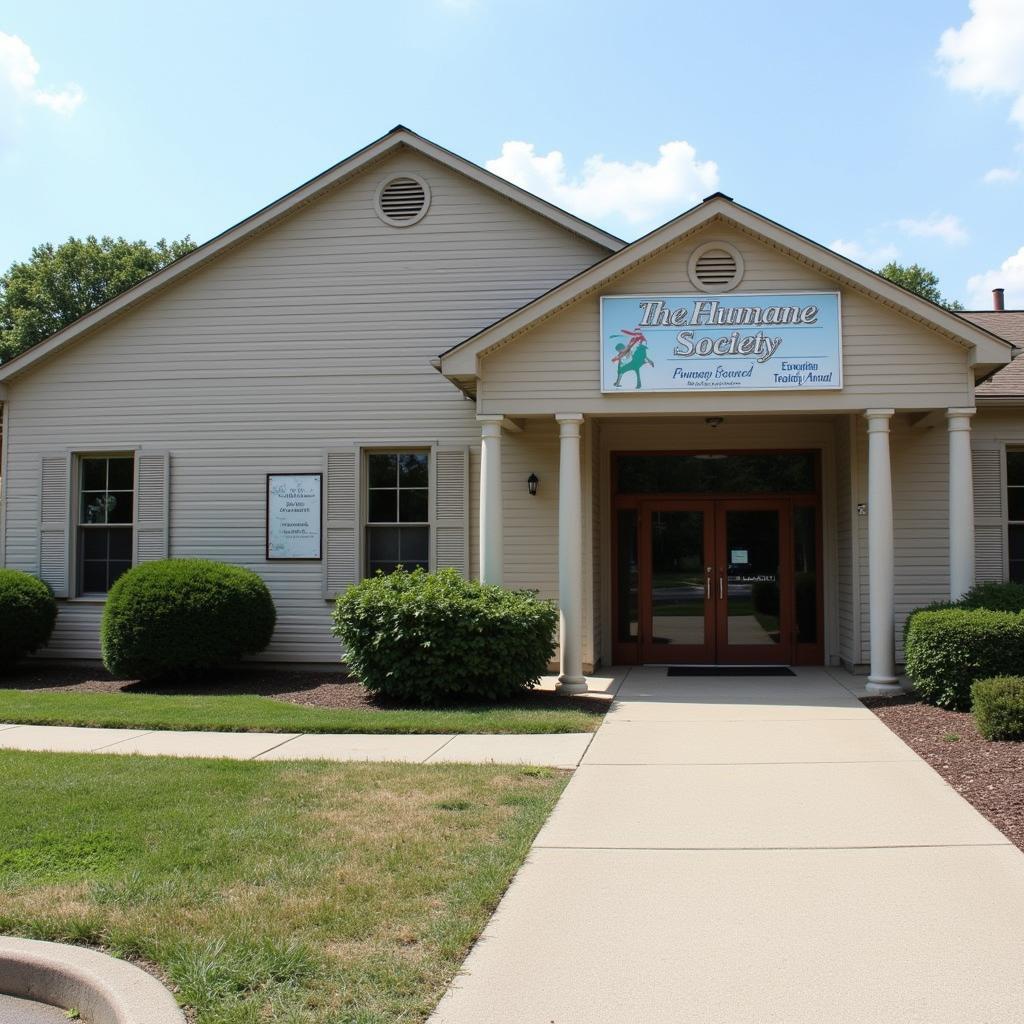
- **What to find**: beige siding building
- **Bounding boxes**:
[1,126,1023,693]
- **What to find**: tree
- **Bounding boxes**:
[0,235,197,363]
[878,261,964,311]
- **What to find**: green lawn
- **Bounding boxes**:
[0,750,568,1023]
[0,689,603,734]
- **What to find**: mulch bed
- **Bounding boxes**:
[0,663,605,716]
[864,695,1024,852]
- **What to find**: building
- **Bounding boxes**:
[1,126,1023,695]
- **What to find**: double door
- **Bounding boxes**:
[638,499,794,665]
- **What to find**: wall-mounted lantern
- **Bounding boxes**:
[527,473,539,496]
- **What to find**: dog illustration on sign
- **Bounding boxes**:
[610,328,654,389]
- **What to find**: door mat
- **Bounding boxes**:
[666,666,797,677]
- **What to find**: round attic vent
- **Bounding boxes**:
[376,175,430,226]
[688,241,744,292]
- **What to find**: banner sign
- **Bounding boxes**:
[600,291,841,393]
[266,473,322,560]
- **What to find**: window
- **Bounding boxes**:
[1008,450,1024,581]
[78,455,134,594]
[365,451,429,576]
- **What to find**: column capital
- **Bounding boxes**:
[946,407,976,425]
[555,412,584,437]
[864,408,895,422]
[555,412,585,423]
[477,414,505,437]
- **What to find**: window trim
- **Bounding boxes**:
[362,447,433,578]
[1007,447,1024,582]
[72,451,136,597]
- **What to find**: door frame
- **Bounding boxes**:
[610,449,825,666]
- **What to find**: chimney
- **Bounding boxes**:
[993,287,1005,311]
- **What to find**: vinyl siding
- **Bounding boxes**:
[2,148,607,661]
[834,415,858,667]
[478,224,975,416]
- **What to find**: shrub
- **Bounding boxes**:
[331,567,558,705]
[972,676,1024,741]
[0,569,57,671]
[904,608,1024,710]
[958,581,1024,613]
[101,559,276,679]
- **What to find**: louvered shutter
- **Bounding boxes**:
[323,449,360,598]
[433,446,469,577]
[133,452,170,563]
[39,453,71,598]
[973,445,1006,582]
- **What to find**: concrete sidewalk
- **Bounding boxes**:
[0,721,595,767]
[430,666,1024,1023]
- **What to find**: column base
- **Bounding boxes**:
[865,678,903,696]
[556,677,588,695]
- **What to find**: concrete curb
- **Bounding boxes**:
[0,937,184,1023]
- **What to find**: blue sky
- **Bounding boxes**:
[2,0,1023,307]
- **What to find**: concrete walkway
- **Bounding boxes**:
[430,666,1024,1024]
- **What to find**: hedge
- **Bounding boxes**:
[971,676,1024,740]
[904,608,1024,710]
[0,569,57,671]
[101,559,276,679]
[331,567,558,705]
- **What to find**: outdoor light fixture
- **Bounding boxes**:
[527,473,539,496]
[705,417,724,428]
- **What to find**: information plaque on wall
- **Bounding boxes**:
[266,474,322,560]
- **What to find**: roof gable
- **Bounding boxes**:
[440,196,1012,380]
[0,126,623,384]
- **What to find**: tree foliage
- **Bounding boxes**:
[878,261,964,311]
[0,235,196,363]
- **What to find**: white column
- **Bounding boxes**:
[947,408,976,600]
[478,415,504,586]
[864,409,900,694]
[556,413,587,694]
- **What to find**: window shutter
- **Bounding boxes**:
[433,446,469,577]
[134,452,170,563]
[973,445,1006,582]
[39,453,71,598]
[323,449,360,598]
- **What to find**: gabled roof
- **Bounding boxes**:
[960,310,1024,348]
[440,194,1013,380]
[0,126,624,384]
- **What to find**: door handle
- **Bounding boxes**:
[705,567,712,599]
[718,574,724,600]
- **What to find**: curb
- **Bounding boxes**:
[0,937,184,1023]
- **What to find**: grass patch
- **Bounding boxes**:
[0,689,602,734]
[0,750,568,1022]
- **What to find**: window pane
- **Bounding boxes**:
[107,457,134,490]
[1009,488,1024,522]
[81,528,108,559]
[81,458,108,490]
[368,562,400,576]
[398,453,429,487]
[368,489,397,523]
[367,526,400,562]
[616,452,816,494]
[81,492,109,524]
[1009,524,1024,561]
[108,561,132,589]
[793,505,818,644]
[400,526,429,563]
[80,559,107,594]
[367,453,397,488]
[106,492,134,524]
[1008,452,1024,488]
[399,488,428,523]
[109,527,133,560]
[616,509,638,643]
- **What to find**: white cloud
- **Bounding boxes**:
[967,245,1024,306]
[896,213,969,245]
[829,238,899,269]
[983,166,1021,183]
[937,0,1024,126]
[0,31,84,122]
[485,140,719,232]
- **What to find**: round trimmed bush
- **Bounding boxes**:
[972,676,1024,741]
[0,569,57,671]
[331,567,558,705]
[101,559,276,679]
[904,608,1024,710]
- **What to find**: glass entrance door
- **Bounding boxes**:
[715,501,792,665]
[638,502,714,663]
[633,499,795,665]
